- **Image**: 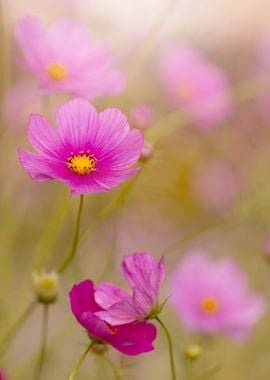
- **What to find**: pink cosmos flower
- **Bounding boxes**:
[69,279,156,355]
[0,371,6,380]
[18,98,144,195]
[170,251,265,340]
[130,104,154,129]
[14,15,125,98]
[159,44,232,130]
[94,252,165,325]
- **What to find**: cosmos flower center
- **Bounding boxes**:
[200,297,219,314]
[177,82,195,101]
[67,151,96,175]
[48,62,67,81]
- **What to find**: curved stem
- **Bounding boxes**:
[68,342,94,380]
[155,316,176,380]
[58,195,84,273]
[0,300,37,356]
[105,352,122,380]
[35,304,49,380]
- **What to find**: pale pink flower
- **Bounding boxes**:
[94,252,165,325]
[14,15,125,98]
[170,251,265,340]
[159,44,232,130]
[130,104,154,129]
[18,98,143,195]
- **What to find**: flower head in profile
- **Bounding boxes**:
[170,250,265,340]
[94,252,165,325]
[18,98,144,195]
[159,44,232,130]
[69,279,156,355]
[14,15,124,98]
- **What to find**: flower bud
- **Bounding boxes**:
[184,343,202,361]
[140,142,153,161]
[33,271,59,304]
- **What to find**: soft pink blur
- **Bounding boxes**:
[170,250,265,340]
[158,43,232,130]
[191,158,243,213]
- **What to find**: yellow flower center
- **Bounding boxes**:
[48,62,67,81]
[177,82,195,101]
[67,151,96,175]
[200,297,219,314]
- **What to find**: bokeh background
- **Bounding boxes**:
[1,0,270,379]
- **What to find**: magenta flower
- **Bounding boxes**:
[159,44,232,130]
[170,251,265,340]
[18,98,144,195]
[94,253,165,325]
[14,15,124,98]
[69,279,156,355]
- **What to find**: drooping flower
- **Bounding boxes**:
[69,279,157,355]
[159,44,232,130]
[170,251,265,340]
[94,252,165,325]
[18,98,144,195]
[14,15,125,98]
[130,104,154,129]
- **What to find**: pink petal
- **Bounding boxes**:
[108,322,157,355]
[97,128,144,170]
[69,280,101,316]
[122,252,164,292]
[14,15,44,68]
[56,98,98,152]
[95,300,140,325]
[18,149,55,181]
[95,281,131,309]
[92,108,130,154]
[28,114,66,158]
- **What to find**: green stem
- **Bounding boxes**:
[155,317,176,380]
[68,342,94,380]
[35,304,49,380]
[58,195,84,273]
[105,352,122,380]
[0,300,37,356]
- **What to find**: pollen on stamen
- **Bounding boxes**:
[67,151,96,175]
[48,62,67,81]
